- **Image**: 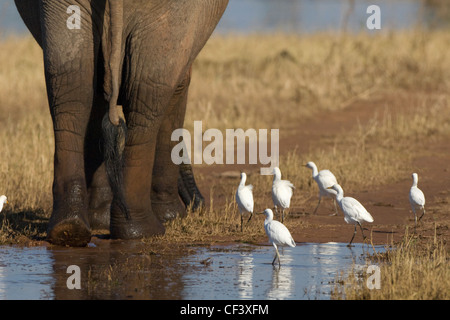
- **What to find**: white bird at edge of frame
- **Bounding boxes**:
[271,167,295,223]
[327,184,374,247]
[409,172,425,230]
[304,161,339,215]
[0,195,8,213]
[258,208,296,267]
[235,172,254,232]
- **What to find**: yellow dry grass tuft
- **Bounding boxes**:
[332,229,450,300]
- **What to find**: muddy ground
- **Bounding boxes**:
[194,93,450,246]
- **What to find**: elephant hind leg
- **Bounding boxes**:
[178,163,204,211]
[151,71,192,222]
[102,112,129,220]
[85,95,112,230]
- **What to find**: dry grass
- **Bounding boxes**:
[187,31,450,131]
[332,230,449,300]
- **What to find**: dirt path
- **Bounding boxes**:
[194,93,450,245]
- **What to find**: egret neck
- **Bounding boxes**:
[411,173,419,188]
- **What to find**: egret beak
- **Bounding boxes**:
[5,200,8,204]
[327,186,333,189]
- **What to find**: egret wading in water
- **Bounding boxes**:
[304,161,338,215]
[271,167,295,223]
[409,173,425,229]
[259,208,296,267]
[235,172,254,232]
[328,184,374,246]
[0,195,8,213]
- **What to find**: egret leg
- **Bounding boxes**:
[271,252,277,265]
[358,222,366,240]
[418,208,425,222]
[347,225,357,247]
[313,196,321,214]
[240,214,243,232]
[282,209,285,223]
[413,208,417,230]
[247,212,253,223]
[330,198,338,216]
[274,206,279,219]
[272,244,281,267]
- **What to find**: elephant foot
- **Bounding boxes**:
[47,179,91,247]
[110,206,165,240]
[152,199,186,223]
[47,217,91,247]
[88,186,112,230]
[89,204,111,230]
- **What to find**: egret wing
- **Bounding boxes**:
[317,170,338,194]
[341,197,374,223]
[272,180,294,208]
[265,221,296,247]
[236,185,254,213]
[409,187,425,207]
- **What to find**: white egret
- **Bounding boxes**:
[259,208,296,267]
[235,172,254,232]
[0,195,8,213]
[328,184,374,246]
[409,173,425,228]
[304,161,338,215]
[271,167,295,223]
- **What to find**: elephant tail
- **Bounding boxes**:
[178,163,205,211]
[102,113,130,220]
[102,0,130,220]
[106,0,124,126]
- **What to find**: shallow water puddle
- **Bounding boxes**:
[0,242,384,300]
[0,246,55,299]
[181,242,384,300]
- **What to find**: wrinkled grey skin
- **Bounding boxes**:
[15,0,228,246]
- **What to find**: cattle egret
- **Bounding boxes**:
[259,208,296,267]
[328,184,374,246]
[235,172,254,232]
[304,161,338,215]
[0,195,8,213]
[272,167,295,223]
[409,173,425,228]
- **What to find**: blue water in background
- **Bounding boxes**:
[0,0,447,38]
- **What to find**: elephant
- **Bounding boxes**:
[14,0,229,247]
